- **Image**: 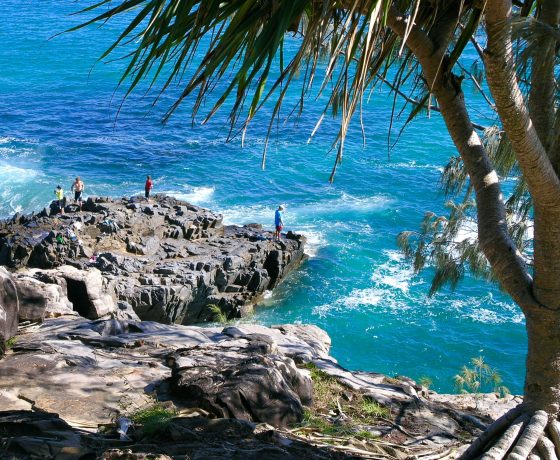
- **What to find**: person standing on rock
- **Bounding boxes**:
[54,185,65,215]
[145,175,153,202]
[274,205,284,240]
[71,176,85,211]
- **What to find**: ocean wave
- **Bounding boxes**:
[0,162,39,182]
[450,295,525,325]
[379,161,444,172]
[311,249,523,326]
[297,229,327,257]
[0,162,44,216]
[221,192,393,226]
[370,250,418,294]
[165,186,215,205]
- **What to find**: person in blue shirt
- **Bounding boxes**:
[274,205,284,240]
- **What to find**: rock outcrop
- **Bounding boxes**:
[0,267,18,352]
[0,315,519,459]
[0,317,327,429]
[0,195,306,324]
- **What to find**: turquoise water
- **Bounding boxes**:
[0,1,526,393]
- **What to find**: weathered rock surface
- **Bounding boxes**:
[0,267,18,352]
[0,317,327,430]
[0,315,520,459]
[168,342,312,427]
[0,195,306,324]
[0,410,356,459]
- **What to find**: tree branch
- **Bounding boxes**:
[386,4,537,309]
[484,0,560,208]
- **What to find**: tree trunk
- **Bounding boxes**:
[524,207,560,413]
[533,207,560,310]
[524,306,560,415]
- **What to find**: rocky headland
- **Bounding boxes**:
[0,195,306,327]
[0,197,520,459]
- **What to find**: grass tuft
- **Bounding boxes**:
[130,403,176,437]
[360,399,390,418]
[295,362,392,444]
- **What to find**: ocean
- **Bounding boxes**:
[0,1,526,393]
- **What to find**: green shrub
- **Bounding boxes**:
[454,356,510,401]
[5,336,17,350]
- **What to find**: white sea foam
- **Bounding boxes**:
[454,219,478,244]
[167,186,215,205]
[370,250,416,294]
[0,162,39,182]
[312,250,419,319]
[296,192,394,217]
[0,162,42,215]
[298,229,327,257]
[382,161,444,172]
[451,295,524,324]
[221,204,271,226]
[221,192,393,227]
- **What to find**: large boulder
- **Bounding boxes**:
[167,338,312,428]
[53,266,116,319]
[0,267,18,352]
[13,275,73,321]
[17,266,116,319]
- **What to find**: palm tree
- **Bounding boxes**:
[75,1,560,457]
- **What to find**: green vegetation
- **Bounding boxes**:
[129,403,177,437]
[5,336,17,350]
[360,399,390,419]
[417,376,433,389]
[207,304,228,323]
[295,363,390,441]
[454,356,510,402]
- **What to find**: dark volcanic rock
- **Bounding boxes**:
[0,195,306,324]
[0,267,18,352]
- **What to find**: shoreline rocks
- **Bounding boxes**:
[0,195,306,326]
[0,315,520,459]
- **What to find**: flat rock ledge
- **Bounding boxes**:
[0,195,306,324]
[0,316,521,459]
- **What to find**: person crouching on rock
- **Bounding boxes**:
[145,175,153,202]
[54,185,65,215]
[274,205,284,240]
[71,176,84,211]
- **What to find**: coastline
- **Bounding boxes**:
[0,195,520,458]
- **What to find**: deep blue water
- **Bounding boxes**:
[0,1,526,393]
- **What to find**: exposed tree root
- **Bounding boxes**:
[547,420,560,458]
[458,407,560,460]
[537,435,558,460]
[460,404,524,459]
[480,414,529,460]
[508,411,548,460]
